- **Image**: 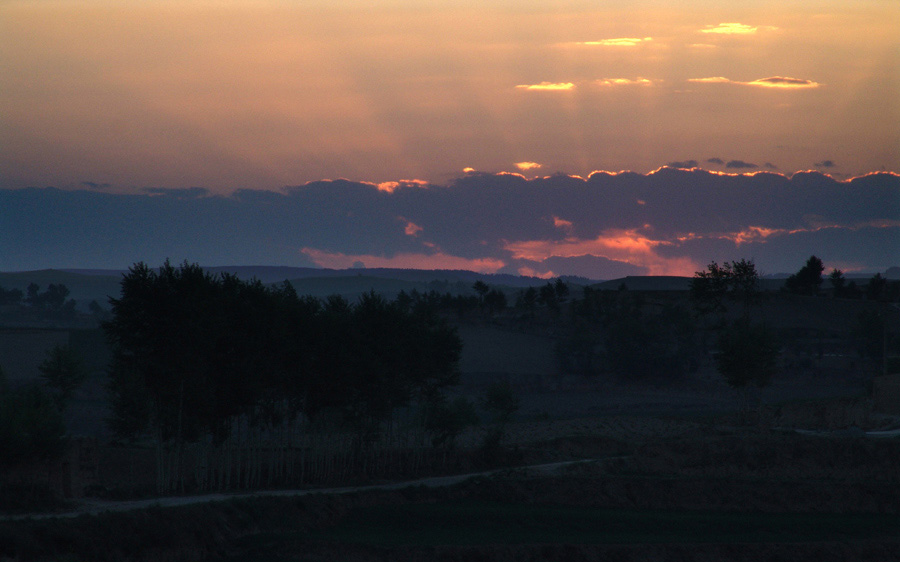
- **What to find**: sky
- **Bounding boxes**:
[1,0,898,278]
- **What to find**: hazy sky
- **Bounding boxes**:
[2,0,897,190]
[1,1,898,277]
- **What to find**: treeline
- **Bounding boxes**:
[0,343,89,510]
[0,283,76,313]
[552,256,899,387]
[555,285,697,379]
[784,256,900,301]
[105,261,464,494]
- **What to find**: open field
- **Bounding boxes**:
[5,416,900,561]
[2,269,899,560]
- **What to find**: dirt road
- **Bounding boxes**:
[1,459,603,522]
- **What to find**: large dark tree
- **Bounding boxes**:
[38,344,87,411]
[693,259,779,408]
[104,261,462,492]
[104,262,302,491]
[690,259,760,320]
[0,367,66,470]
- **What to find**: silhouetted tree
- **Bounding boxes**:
[554,278,569,303]
[603,294,696,381]
[24,283,40,307]
[43,284,71,310]
[22,283,76,314]
[729,259,760,318]
[38,344,87,411]
[829,269,846,298]
[691,259,760,320]
[479,381,520,461]
[691,261,733,318]
[0,285,23,306]
[472,280,489,306]
[105,261,272,491]
[538,282,559,314]
[0,368,66,469]
[515,287,538,318]
[483,288,507,315]
[481,381,519,424]
[866,273,887,301]
[423,395,478,449]
[105,261,463,492]
[784,255,825,295]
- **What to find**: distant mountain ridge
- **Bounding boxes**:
[57,265,599,286]
[3,265,896,310]
[1,267,598,309]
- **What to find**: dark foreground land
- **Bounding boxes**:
[4,403,900,562]
[3,268,900,560]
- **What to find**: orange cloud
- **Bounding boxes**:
[515,161,542,171]
[553,216,574,230]
[688,77,731,84]
[517,267,556,279]
[578,37,652,46]
[700,23,775,34]
[302,248,505,273]
[688,76,819,89]
[404,221,423,236]
[462,167,476,173]
[376,179,429,193]
[746,76,820,89]
[595,78,654,87]
[515,82,575,91]
[730,226,785,244]
[680,218,900,247]
[504,229,698,276]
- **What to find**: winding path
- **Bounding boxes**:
[1,458,604,522]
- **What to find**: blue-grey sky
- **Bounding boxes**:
[2,170,897,278]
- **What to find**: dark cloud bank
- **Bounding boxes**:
[1,169,897,279]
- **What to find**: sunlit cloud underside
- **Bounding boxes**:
[689,76,820,88]
[700,22,777,34]
[596,78,654,87]
[515,82,576,91]
[577,37,652,46]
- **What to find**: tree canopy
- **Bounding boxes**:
[104,261,463,490]
[784,256,825,295]
[690,259,760,318]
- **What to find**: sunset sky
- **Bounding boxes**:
[1,1,898,278]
